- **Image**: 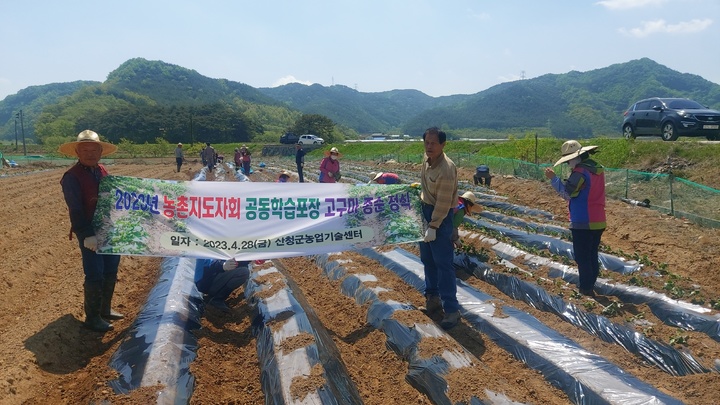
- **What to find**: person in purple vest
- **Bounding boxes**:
[545,140,606,297]
[59,130,122,332]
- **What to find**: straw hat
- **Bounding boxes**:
[279,170,290,178]
[58,130,118,157]
[177,143,182,147]
[460,191,483,214]
[368,172,383,184]
[324,147,342,157]
[553,140,598,166]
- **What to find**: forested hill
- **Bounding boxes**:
[257,83,470,134]
[402,58,720,137]
[259,58,720,137]
[1,57,719,144]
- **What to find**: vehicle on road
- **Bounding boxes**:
[298,134,325,145]
[622,97,720,141]
[280,133,299,144]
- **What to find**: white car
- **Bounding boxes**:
[298,134,325,145]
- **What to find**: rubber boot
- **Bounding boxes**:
[101,279,124,320]
[84,282,113,332]
[425,294,442,314]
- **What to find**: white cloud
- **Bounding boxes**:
[468,9,490,21]
[595,0,668,10]
[271,75,314,87]
[619,18,713,37]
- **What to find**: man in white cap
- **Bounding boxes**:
[544,140,606,297]
[59,130,123,332]
[174,143,184,173]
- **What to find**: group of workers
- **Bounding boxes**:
[59,128,604,333]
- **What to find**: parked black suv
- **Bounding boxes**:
[280,132,299,144]
[622,97,720,141]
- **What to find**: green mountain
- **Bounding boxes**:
[261,58,720,138]
[0,81,99,142]
[401,58,720,137]
[1,57,719,144]
[257,83,469,134]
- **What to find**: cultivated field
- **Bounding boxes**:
[1,156,719,404]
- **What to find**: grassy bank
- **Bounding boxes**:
[4,137,719,189]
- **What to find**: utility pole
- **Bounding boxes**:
[190,115,194,145]
[14,113,18,148]
[18,110,26,156]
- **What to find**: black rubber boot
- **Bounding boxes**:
[84,282,113,332]
[101,279,124,320]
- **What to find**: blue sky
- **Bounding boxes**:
[1,0,718,101]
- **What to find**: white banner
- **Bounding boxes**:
[94,176,424,260]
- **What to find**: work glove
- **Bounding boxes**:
[83,236,98,251]
[223,259,238,271]
[410,182,421,189]
[327,172,334,178]
[423,228,436,242]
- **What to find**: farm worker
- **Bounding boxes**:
[174,143,184,173]
[59,130,123,332]
[234,147,242,169]
[201,142,217,171]
[452,191,483,248]
[278,170,291,183]
[419,127,460,330]
[544,140,606,297]
[295,142,306,182]
[319,147,341,183]
[240,145,252,175]
[473,165,491,187]
[368,172,401,184]
[195,259,251,312]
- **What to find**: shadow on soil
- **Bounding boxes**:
[24,314,124,374]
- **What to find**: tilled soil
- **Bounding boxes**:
[1,157,719,404]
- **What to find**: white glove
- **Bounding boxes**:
[223,259,238,271]
[424,228,436,242]
[327,172,334,177]
[83,236,98,251]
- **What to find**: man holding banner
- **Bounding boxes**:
[419,127,460,330]
[59,130,123,332]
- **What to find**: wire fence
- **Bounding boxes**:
[6,150,719,228]
[343,152,720,229]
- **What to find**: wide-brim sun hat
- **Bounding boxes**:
[553,140,598,166]
[368,172,383,184]
[58,130,118,157]
[460,191,483,214]
[324,147,342,157]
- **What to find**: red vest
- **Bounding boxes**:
[63,163,109,237]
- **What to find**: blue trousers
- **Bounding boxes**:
[79,237,120,283]
[208,266,250,301]
[419,203,459,313]
[571,228,604,290]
